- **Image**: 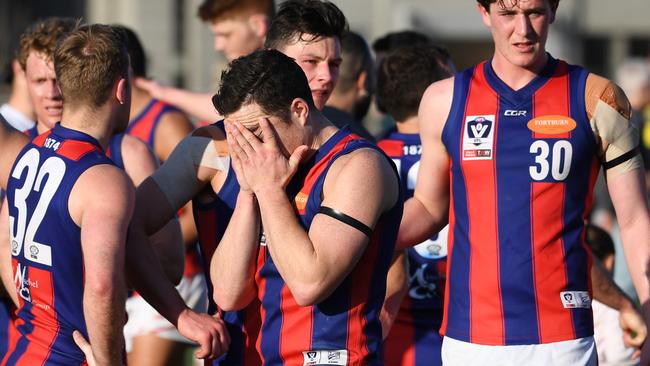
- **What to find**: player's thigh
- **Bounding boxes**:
[128,334,192,366]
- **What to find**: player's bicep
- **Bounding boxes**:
[414,79,452,214]
[309,151,397,276]
[77,166,134,285]
[586,74,643,177]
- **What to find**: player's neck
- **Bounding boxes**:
[60,105,115,149]
[490,52,549,91]
[308,111,339,152]
[325,91,355,116]
[130,86,152,120]
[395,116,418,134]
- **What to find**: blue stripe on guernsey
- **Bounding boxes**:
[563,65,596,338]
[490,70,540,345]
[441,68,474,341]
[107,133,125,169]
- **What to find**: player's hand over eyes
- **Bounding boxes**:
[228,118,309,195]
[225,121,253,194]
[177,308,231,360]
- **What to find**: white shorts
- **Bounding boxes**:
[441,336,597,366]
[124,273,208,352]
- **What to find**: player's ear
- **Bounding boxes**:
[356,70,369,97]
[248,14,268,39]
[290,98,310,126]
[477,2,491,28]
[116,78,128,105]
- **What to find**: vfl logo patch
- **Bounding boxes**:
[302,350,348,365]
[463,115,495,160]
[560,291,591,309]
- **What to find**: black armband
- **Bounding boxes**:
[317,206,373,237]
[603,146,639,170]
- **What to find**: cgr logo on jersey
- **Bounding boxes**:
[504,110,527,117]
[463,115,495,160]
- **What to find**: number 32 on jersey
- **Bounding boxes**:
[9,148,66,267]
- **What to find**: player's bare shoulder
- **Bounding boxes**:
[419,76,455,136]
[69,163,134,226]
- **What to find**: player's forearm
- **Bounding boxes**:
[619,216,650,306]
[158,88,219,122]
[148,217,184,285]
[256,187,331,306]
[83,275,126,366]
[125,224,187,324]
[212,192,260,311]
[396,197,447,250]
[380,251,409,339]
[591,256,634,310]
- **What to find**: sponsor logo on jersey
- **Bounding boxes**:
[504,110,527,117]
[294,192,308,212]
[302,350,348,365]
[463,115,495,160]
[527,115,577,135]
[560,291,591,309]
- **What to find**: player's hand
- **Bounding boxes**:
[73,330,96,366]
[228,118,309,194]
[225,121,253,193]
[176,309,230,360]
[135,77,166,100]
[619,302,647,360]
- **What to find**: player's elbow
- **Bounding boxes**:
[288,281,332,307]
[213,286,255,311]
[85,274,120,300]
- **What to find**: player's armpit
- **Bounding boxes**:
[586,74,643,177]
[151,133,229,210]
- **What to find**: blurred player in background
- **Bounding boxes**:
[376,45,454,366]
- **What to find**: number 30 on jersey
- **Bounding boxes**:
[529,140,573,181]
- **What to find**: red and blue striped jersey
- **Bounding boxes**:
[378,132,446,366]
[254,128,403,366]
[192,121,262,366]
[3,123,113,365]
[127,99,202,278]
[440,57,598,346]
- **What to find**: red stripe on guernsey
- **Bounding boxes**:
[461,63,504,344]
[440,163,455,337]
[56,141,102,161]
[196,209,218,261]
[2,260,23,365]
[383,298,415,366]
[15,268,58,366]
[376,140,404,157]
[530,62,574,343]
[533,63,570,140]
[295,135,357,215]
[279,285,313,365]
[255,247,268,365]
[346,232,381,363]
[128,101,165,144]
[30,131,51,148]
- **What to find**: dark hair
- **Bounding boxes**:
[18,17,78,70]
[198,0,275,22]
[213,49,314,120]
[112,25,147,77]
[264,0,348,50]
[376,46,453,122]
[476,0,560,12]
[54,24,130,109]
[372,30,432,55]
[585,224,615,261]
[334,31,373,94]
